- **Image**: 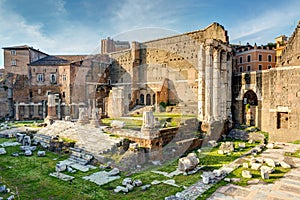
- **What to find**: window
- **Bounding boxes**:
[62,74,67,81]
[239,57,243,64]
[247,55,251,62]
[258,64,262,70]
[247,65,251,71]
[239,66,243,72]
[62,92,65,98]
[268,55,272,62]
[10,50,16,55]
[277,112,288,129]
[37,74,44,82]
[50,74,56,83]
[268,66,272,69]
[258,54,262,61]
[11,60,16,66]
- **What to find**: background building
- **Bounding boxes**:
[101,37,130,54]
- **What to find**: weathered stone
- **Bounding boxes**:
[247,179,260,185]
[261,169,269,179]
[0,185,6,193]
[111,120,125,129]
[24,149,32,156]
[219,142,234,153]
[114,186,128,193]
[23,135,31,146]
[224,178,231,182]
[0,148,6,155]
[238,142,246,149]
[251,163,262,170]
[108,168,120,176]
[266,143,274,149]
[217,150,224,155]
[122,178,133,186]
[178,153,199,172]
[242,170,252,178]
[213,169,222,177]
[280,161,291,168]
[265,158,276,167]
[133,179,143,187]
[7,195,14,200]
[37,150,46,157]
[230,178,241,183]
[260,166,274,174]
[129,143,138,150]
[126,184,134,191]
[56,162,67,172]
[141,184,151,191]
[243,163,249,168]
[151,180,161,185]
[208,140,218,147]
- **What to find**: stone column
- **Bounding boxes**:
[15,102,19,121]
[226,53,233,118]
[204,45,213,123]
[33,104,39,118]
[213,49,221,121]
[220,51,227,120]
[141,111,158,139]
[46,94,57,120]
[57,99,61,120]
[198,44,206,121]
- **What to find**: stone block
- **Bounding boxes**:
[238,142,246,149]
[266,143,274,149]
[133,179,143,187]
[108,168,120,176]
[114,186,128,193]
[126,184,134,191]
[178,153,199,172]
[265,158,276,167]
[261,169,269,179]
[251,163,262,170]
[0,147,6,155]
[141,184,151,191]
[243,162,249,168]
[208,140,218,147]
[37,151,46,157]
[242,170,252,178]
[122,178,133,186]
[260,166,274,174]
[280,161,291,168]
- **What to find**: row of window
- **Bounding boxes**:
[239,65,272,72]
[36,74,67,82]
[239,54,273,63]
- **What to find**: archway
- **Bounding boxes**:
[243,90,258,126]
[146,94,151,105]
[140,94,144,105]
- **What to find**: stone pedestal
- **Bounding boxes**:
[78,107,89,125]
[90,108,99,128]
[141,111,158,139]
[45,94,57,123]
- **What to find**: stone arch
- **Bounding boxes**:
[152,94,156,105]
[140,94,144,105]
[146,94,151,105]
[242,90,258,126]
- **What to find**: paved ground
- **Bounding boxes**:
[208,143,300,200]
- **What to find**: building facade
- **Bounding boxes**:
[233,43,276,74]
[101,37,130,54]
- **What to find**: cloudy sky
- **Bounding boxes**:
[1,0,300,66]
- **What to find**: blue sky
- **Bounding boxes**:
[1,0,300,66]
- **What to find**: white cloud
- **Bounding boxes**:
[229,2,300,44]
[0,0,101,66]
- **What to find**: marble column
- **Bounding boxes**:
[205,45,213,123]
[212,49,221,121]
[220,51,227,120]
[46,94,57,120]
[33,104,39,118]
[15,102,19,121]
[226,53,233,118]
[198,44,206,121]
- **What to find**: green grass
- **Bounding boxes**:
[285,150,300,158]
[226,166,290,186]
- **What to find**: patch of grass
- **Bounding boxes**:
[227,166,290,186]
[285,150,300,158]
[198,180,227,199]
[289,140,300,144]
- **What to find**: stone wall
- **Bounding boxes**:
[277,20,300,67]
[233,66,300,142]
